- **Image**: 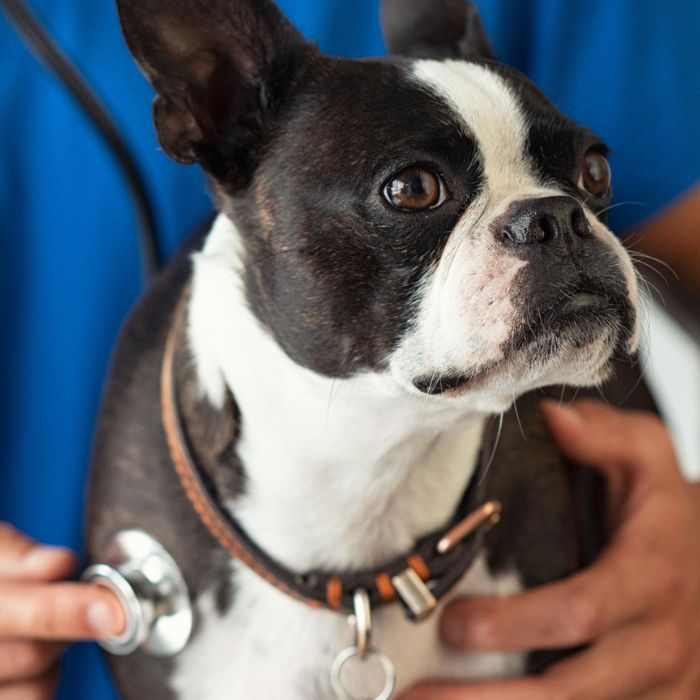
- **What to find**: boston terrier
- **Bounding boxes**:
[87,0,650,698]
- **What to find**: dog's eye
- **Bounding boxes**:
[384,167,445,211]
[579,150,611,197]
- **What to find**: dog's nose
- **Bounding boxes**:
[497,196,592,246]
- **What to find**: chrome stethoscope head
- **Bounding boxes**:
[82,530,193,657]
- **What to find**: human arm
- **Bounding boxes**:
[627,183,700,312]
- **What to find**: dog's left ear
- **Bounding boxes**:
[381,0,494,60]
[116,0,311,185]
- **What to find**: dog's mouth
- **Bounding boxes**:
[557,290,609,313]
[510,279,633,353]
[412,280,634,397]
[412,364,498,396]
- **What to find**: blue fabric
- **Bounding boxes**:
[476,0,700,233]
[0,2,698,698]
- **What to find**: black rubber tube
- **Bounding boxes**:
[0,0,162,284]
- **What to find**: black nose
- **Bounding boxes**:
[497,196,593,246]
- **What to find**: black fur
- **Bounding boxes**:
[227,56,484,376]
[381,0,495,60]
[117,0,312,184]
[87,1,656,696]
[116,0,624,381]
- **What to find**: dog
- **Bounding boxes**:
[87,0,649,698]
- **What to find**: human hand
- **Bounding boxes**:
[0,524,124,699]
[401,400,700,700]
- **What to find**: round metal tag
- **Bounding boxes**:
[331,646,396,700]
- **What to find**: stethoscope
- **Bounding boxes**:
[0,8,382,684]
[1,0,194,658]
[0,4,381,680]
[82,531,194,657]
[0,0,162,286]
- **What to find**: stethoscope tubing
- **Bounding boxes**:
[0,0,162,285]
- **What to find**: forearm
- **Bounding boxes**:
[691,481,700,508]
[627,184,700,303]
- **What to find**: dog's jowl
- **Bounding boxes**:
[87,1,644,698]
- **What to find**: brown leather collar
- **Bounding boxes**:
[160,325,502,619]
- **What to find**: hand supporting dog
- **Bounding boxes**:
[402,400,700,700]
[0,526,124,700]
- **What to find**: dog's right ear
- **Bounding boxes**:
[117,0,309,185]
[381,0,494,61]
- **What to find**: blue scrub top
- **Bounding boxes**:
[1,2,698,698]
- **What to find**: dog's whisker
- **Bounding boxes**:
[638,275,667,307]
[511,380,525,439]
[615,357,652,407]
[478,412,504,487]
[628,250,679,281]
[568,385,582,405]
[631,258,671,287]
[595,200,646,218]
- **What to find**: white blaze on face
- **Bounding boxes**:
[413,60,535,196]
[389,59,641,398]
[390,61,542,391]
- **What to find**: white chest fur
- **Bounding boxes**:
[173,215,525,698]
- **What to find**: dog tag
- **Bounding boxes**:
[331,589,397,700]
[82,530,193,657]
[331,646,396,700]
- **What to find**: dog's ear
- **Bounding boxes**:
[381,0,494,61]
[117,0,309,184]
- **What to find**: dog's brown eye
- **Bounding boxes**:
[384,167,445,211]
[579,150,611,197]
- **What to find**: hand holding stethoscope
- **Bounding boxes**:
[0,525,124,699]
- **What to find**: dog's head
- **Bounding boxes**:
[119,0,640,413]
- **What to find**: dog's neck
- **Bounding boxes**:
[187,215,489,572]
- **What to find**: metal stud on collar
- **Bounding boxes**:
[331,589,396,700]
[436,500,502,555]
[391,568,437,622]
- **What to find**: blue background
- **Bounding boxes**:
[1,1,698,697]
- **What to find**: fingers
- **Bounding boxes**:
[403,620,686,700]
[540,620,690,700]
[539,400,678,482]
[0,642,64,683]
[413,403,700,700]
[0,528,111,694]
[0,524,76,582]
[0,581,125,641]
[411,611,690,698]
[0,667,60,700]
[441,536,675,652]
[399,677,546,700]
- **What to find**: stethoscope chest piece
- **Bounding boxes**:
[82,530,193,657]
